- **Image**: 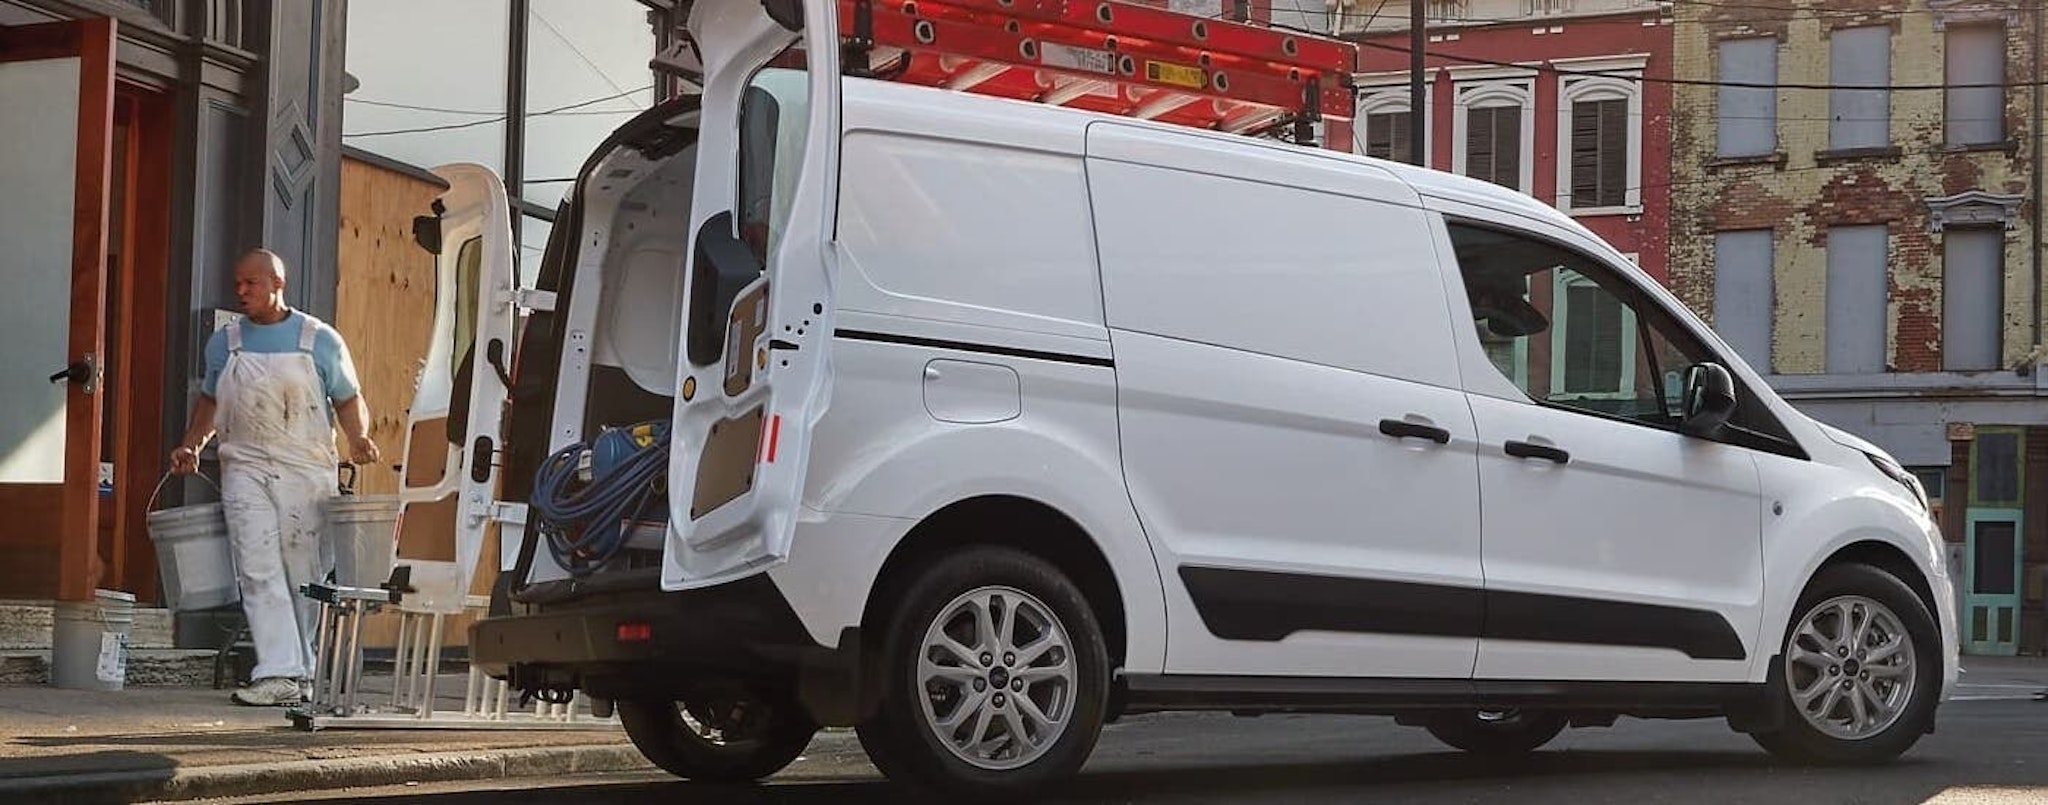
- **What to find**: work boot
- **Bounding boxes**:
[231,676,306,706]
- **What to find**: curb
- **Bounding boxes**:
[0,743,653,805]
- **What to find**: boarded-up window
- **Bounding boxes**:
[1365,110,1414,164]
[1570,98,1627,208]
[1825,225,1889,373]
[1946,24,2006,146]
[1714,230,1774,372]
[1973,430,2022,504]
[1829,26,1891,150]
[1943,227,2004,371]
[1717,37,1777,157]
[1465,104,1521,189]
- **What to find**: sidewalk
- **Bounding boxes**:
[0,675,648,805]
[1955,654,2048,699]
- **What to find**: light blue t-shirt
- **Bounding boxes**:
[201,310,362,405]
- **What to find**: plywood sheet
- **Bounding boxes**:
[334,157,439,498]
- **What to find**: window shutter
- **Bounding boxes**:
[1467,106,1497,185]
[1467,105,1521,190]
[1571,98,1626,208]
[1367,110,1413,163]
[1598,99,1626,206]
[1495,106,1521,190]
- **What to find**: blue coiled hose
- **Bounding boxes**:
[530,420,672,575]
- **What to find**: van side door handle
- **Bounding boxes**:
[1504,440,1570,464]
[1378,418,1450,445]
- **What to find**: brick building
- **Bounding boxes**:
[1668,0,2047,654]
[1337,0,1675,279]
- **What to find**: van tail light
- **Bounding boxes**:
[616,622,653,643]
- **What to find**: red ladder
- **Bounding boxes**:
[837,0,1356,151]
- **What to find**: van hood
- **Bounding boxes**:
[1812,419,1889,460]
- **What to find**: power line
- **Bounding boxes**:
[344,96,645,117]
[1351,37,2047,90]
[1339,0,2039,28]
[1663,0,2046,19]
[344,85,654,138]
[1383,143,2025,197]
[529,5,649,112]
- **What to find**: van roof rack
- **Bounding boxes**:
[835,0,1356,150]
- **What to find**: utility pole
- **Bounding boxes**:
[1408,0,1425,165]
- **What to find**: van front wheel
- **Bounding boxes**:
[1750,563,1939,765]
[857,546,1110,798]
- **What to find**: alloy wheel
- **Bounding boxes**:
[914,584,1078,771]
[1783,594,1918,741]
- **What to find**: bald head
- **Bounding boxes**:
[233,248,290,324]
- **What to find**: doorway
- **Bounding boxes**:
[1963,426,2025,656]
[98,83,176,603]
[0,18,172,604]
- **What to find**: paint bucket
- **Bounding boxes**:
[145,472,240,612]
[50,589,135,691]
[325,494,402,590]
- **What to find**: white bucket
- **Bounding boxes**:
[326,494,402,589]
[51,589,135,691]
[146,473,240,612]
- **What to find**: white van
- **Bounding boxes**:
[412,0,1958,796]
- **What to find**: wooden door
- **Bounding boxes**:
[1964,509,2023,656]
[0,19,116,602]
[1963,427,2026,656]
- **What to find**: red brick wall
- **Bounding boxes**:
[1355,10,1675,282]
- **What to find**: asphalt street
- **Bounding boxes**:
[205,689,2048,805]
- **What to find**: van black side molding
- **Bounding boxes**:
[835,329,1115,368]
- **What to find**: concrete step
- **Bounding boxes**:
[0,599,176,650]
[0,648,224,687]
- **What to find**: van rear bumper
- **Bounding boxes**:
[468,574,867,722]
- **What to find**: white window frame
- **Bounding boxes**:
[1554,55,1647,216]
[1450,68,1537,193]
[1550,268,1639,401]
[1354,72,1436,165]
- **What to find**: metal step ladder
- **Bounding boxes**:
[286,579,616,732]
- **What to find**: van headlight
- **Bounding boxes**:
[1865,451,1929,514]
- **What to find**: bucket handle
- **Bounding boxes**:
[147,470,220,515]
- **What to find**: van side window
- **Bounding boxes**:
[1446,222,1710,430]
[737,56,811,263]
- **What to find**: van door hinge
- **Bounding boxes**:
[467,496,528,527]
[516,289,558,312]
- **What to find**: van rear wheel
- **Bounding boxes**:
[1750,563,1939,765]
[616,691,817,783]
[856,546,1110,798]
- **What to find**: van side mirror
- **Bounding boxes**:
[1679,362,1738,439]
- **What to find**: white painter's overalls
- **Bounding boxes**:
[214,317,339,682]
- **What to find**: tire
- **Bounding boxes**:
[1424,709,1568,755]
[1750,563,1941,765]
[617,692,818,783]
[856,546,1111,798]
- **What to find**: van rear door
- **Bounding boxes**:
[664,0,843,589]
[389,163,519,614]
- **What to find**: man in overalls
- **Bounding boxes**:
[170,249,382,706]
